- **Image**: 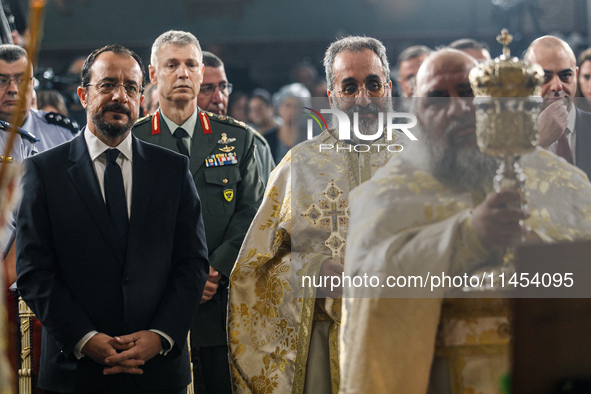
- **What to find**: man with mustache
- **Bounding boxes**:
[228,36,399,393]
[340,49,591,393]
[16,44,209,393]
[0,44,79,153]
[525,35,591,179]
[132,30,264,394]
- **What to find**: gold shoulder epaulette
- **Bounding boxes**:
[135,113,153,126]
[208,112,248,130]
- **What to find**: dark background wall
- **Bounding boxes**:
[34,0,589,93]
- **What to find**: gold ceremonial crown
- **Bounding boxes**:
[469,29,544,97]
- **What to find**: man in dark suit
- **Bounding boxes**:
[525,35,591,179]
[132,31,264,394]
[16,44,209,394]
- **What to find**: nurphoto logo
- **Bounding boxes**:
[304,107,418,153]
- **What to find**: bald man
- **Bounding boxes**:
[340,48,591,393]
[525,35,591,179]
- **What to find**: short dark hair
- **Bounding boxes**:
[449,38,489,52]
[81,44,145,88]
[202,51,223,68]
[397,45,432,67]
[0,44,27,63]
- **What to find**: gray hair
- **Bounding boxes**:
[0,44,26,63]
[323,36,390,91]
[272,83,311,109]
[150,30,203,66]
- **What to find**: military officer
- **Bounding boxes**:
[0,45,78,153]
[22,109,79,152]
[133,30,264,394]
[1,121,37,284]
[198,51,275,185]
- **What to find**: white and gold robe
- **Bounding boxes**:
[341,147,591,394]
[228,130,393,394]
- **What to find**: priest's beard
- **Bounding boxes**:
[91,103,134,140]
[329,97,394,142]
[416,122,499,193]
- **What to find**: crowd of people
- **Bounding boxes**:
[0,23,590,394]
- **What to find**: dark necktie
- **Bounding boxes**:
[104,149,129,249]
[173,127,190,157]
[556,129,573,164]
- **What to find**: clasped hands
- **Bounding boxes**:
[81,330,162,375]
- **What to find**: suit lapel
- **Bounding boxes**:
[575,109,591,180]
[126,136,153,260]
[190,115,218,176]
[67,134,123,260]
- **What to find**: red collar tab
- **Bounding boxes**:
[152,112,161,135]
[200,111,212,134]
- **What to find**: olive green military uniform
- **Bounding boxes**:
[133,109,264,394]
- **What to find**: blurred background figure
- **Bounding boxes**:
[266,82,310,164]
[449,38,492,62]
[290,60,319,94]
[577,48,591,112]
[0,0,27,47]
[141,83,159,115]
[247,89,280,135]
[62,56,86,127]
[396,45,432,98]
[227,90,249,123]
[36,89,68,115]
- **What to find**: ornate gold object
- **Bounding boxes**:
[18,298,34,394]
[187,332,195,394]
[301,180,350,258]
[468,29,544,284]
[470,29,543,99]
[469,28,544,156]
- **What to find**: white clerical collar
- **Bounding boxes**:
[84,127,133,163]
[159,108,197,139]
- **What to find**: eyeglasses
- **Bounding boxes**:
[199,82,233,96]
[85,81,143,98]
[334,81,389,103]
[0,75,33,89]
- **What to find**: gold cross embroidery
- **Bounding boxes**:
[301,180,349,258]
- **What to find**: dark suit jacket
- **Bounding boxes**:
[575,108,591,180]
[133,110,264,347]
[16,132,209,392]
